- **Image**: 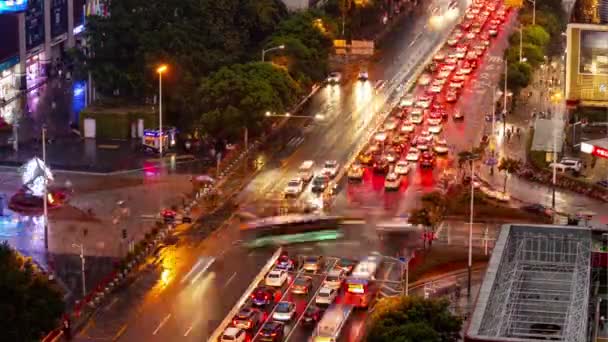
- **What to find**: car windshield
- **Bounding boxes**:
[287,180,300,187]
[387,174,397,181]
[325,161,336,168]
[268,273,279,278]
[237,309,252,318]
[318,291,330,297]
[313,177,326,185]
[276,303,291,312]
[305,306,318,314]
[305,257,318,263]
[295,278,309,285]
[223,335,235,340]
[326,276,338,282]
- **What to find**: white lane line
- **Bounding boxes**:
[183,322,195,337]
[152,314,172,335]
[223,272,237,289]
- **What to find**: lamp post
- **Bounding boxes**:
[519,25,524,62]
[72,243,86,297]
[503,59,508,137]
[527,0,536,25]
[261,45,285,62]
[42,126,49,251]
[462,150,480,299]
[156,64,168,157]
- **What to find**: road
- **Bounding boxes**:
[73,0,468,340]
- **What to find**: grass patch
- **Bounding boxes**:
[408,245,489,283]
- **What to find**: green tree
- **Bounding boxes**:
[197,62,301,139]
[509,25,550,49]
[367,296,462,342]
[498,157,521,192]
[0,242,64,341]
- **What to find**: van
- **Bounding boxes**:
[298,160,315,182]
[550,158,582,173]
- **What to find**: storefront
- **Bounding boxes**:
[25,52,46,87]
[0,57,19,103]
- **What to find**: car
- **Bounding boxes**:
[470,7,480,14]
[433,51,446,61]
[322,160,340,178]
[445,56,458,65]
[323,269,345,289]
[433,140,449,154]
[221,327,247,342]
[465,12,475,20]
[272,301,296,321]
[471,25,482,34]
[276,251,294,270]
[298,160,315,182]
[596,180,608,188]
[418,73,432,85]
[315,287,338,305]
[466,31,476,40]
[251,287,278,306]
[433,78,447,86]
[400,94,415,108]
[480,34,491,46]
[453,110,464,120]
[400,121,415,133]
[417,141,429,151]
[384,150,398,163]
[428,111,443,125]
[336,258,356,274]
[358,70,369,81]
[384,172,401,190]
[303,256,324,272]
[373,158,390,174]
[453,73,467,82]
[420,152,435,168]
[456,44,468,53]
[406,147,420,161]
[358,151,373,165]
[447,49,459,60]
[429,84,443,93]
[449,80,464,89]
[549,158,583,172]
[394,160,411,175]
[259,321,284,342]
[488,25,498,36]
[291,276,313,294]
[284,178,304,197]
[347,163,364,181]
[437,69,451,79]
[383,117,399,131]
[473,45,486,57]
[418,131,432,143]
[327,72,342,84]
[232,307,263,330]
[466,51,478,61]
[302,305,326,325]
[447,37,459,46]
[311,175,329,193]
[460,21,472,30]
[428,124,443,134]
[445,89,459,103]
[410,112,423,124]
[265,269,288,287]
[458,63,472,74]
[415,96,432,108]
[374,131,388,143]
[441,64,456,72]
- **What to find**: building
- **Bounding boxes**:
[466,223,608,342]
[0,0,90,102]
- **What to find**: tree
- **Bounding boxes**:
[498,157,521,192]
[197,62,301,139]
[0,242,65,341]
[509,25,550,50]
[367,296,463,342]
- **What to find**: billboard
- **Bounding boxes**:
[579,30,608,75]
[0,0,28,14]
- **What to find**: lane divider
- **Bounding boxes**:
[207,247,284,341]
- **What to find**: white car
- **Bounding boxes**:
[433,51,446,61]
[394,160,411,175]
[419,131,433,143]
[347,163,364,180]
[442,64,456,72]
[449,80,464,89]
[418,73,432,86]
[323,269,345,289]
[415,97,432,108]
[410,113,423,124]
[406,148,420,161]
[327,72,342,84]
[400,122,415,133]
[447,37,459,46]
[383,117,399,131]
[221,327,247,342]
[438,69,451,79]
[429,84,442,93]
[489,26,498,36]
[466,32,476,40]
[400,95,415,108]
[374,131,388,143]
[434,141,449,154]
[265,269,288,287]
[549,159,582,172]
[428,124,443,134]
[284,178,304,197]
[453,110,464,120]
[322,160,340,178]
[453,74,467,82]
[433,78,446,86]
[272,301,296,321]
[315,287,338,305]
[384,172,401,190]
[445,57,458,65]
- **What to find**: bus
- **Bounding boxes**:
[344,256,382,307]
[240,214,343,248]
[310,304,353,342]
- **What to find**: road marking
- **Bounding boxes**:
[112,324,128,341]
[223,272,237,289]
[152,314,172,335]
[183,322,195,337]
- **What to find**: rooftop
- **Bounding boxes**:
[467,224,591,342]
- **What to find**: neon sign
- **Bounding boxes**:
[0,0,28,14]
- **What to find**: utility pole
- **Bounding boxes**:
[72,243,86,297]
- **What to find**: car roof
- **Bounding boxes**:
[319,286,333,293]
[264,321,283,329]
[224,327,241,336]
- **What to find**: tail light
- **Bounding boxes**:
[271,333,277,336]
[233,319,238,326]
[265,295,269,300]
[251,294,255,298]
[245,321,252,329]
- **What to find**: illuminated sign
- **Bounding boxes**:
[580,142,608,159]
[0,0,28,13]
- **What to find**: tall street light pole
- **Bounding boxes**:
[156,64,168,158]
[261,45,285,62]
[503,59,508,137]
[468,158,475,298]
[72,243,86,297]
[42,126,49,251]
[519,25,524,62]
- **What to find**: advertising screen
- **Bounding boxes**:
[579,30,608,75]
[0,0,28,14]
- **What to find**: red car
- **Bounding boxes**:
[420,152,436,168]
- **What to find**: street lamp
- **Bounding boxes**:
[261,45,285,62]
[519,25,524,62]
[461,150,480,299]
[526,0,536,25]
[156,64,168,157]
[72,243,86,297]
